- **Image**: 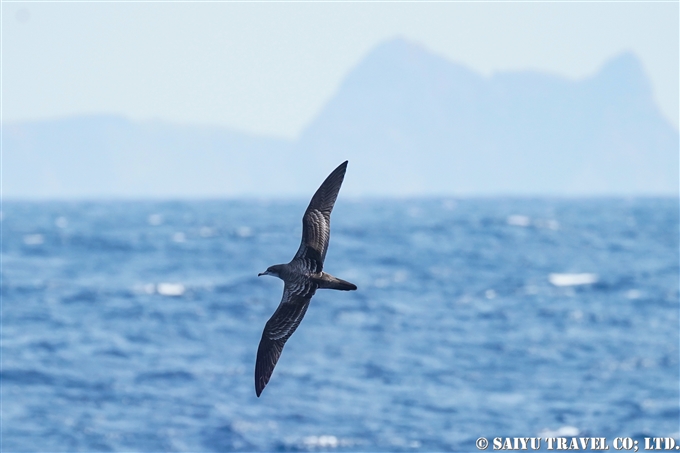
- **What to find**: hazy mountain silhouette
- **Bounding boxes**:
[4,38,677,198]
[298,39,678,195]
[4,116,294,198]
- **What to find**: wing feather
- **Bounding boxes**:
[254,285,315,397]
[294,161,348,271]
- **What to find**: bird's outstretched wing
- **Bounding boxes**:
[255,284,316,397]
[294,161,348,273]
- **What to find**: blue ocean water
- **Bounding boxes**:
[2,198,678,452]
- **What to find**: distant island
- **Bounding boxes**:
[4,38,678,199]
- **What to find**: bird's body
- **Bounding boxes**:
[255,161,356,397]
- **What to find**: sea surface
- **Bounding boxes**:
[2,198,678,452]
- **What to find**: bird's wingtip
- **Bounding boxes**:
[255,374,267,397]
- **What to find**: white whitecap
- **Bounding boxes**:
[539,426,580,437]
[485,289,496,299]
[303,435,339,448]
[172,232,186,243]
[549,273,598,287]
[157,283,185,296]
[507,215,530,227]
[23,234,44,245]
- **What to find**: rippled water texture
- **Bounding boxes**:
[2,198,678,451]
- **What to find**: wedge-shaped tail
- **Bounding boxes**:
[313,273,358,291]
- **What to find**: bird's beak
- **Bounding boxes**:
[258,271,267,277]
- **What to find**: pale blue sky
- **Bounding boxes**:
[2,1,678,138]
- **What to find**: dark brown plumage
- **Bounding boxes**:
[255,161,357,397]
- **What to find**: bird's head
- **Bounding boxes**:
[258,264,283,278]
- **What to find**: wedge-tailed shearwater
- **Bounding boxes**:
[255,160,357,397]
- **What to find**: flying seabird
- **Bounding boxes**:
[255,160,357,397]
